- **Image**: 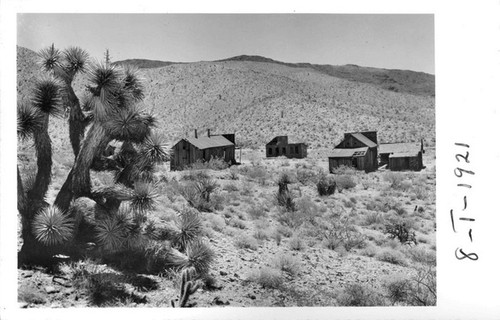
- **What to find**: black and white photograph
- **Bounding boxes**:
[1,1,500,319]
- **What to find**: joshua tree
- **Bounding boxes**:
[17,45,170,265]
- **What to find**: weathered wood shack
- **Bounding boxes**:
[266,136,307,159]
[171,130,236,171]
[379,141,424,171]
[329,131,378,173]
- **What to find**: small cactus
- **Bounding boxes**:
[170,267,201,307]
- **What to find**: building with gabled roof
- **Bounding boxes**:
[328,131,378,172]
[379,140,424,171]
[171,129,236,171]
[266,135,307,159]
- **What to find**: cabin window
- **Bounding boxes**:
[295,146,299,154]
[282,147,286,154]
[276,147,279,155]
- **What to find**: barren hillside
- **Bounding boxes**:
[17,46,434,157]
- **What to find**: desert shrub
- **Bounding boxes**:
[234,234,258,250]
[296,168,318,185]
[407,265,436,306]
[413,186,428,200]
[172,208,203,251]
[319,214,366,251]
[223,183,239,192]
[316,173,337,196]
[228,218,247,229]
[385,222,417,245]
[253,228,269,241]
[188,157,229,171]
[331,165,356,175]
[288,235,305,251]
[228,167,239,180]
[275,190,296,212]
[271,229,282,246]
[405,246,436,266]
[276,225,293,238]
[359,243,379,257]
[336,283,386,306]
[206,214,225,233]
[362,211,384,226]
[376,249,408,266]
[248,268,283,289]
[383,172,405,189]
[335,175,356,191]
[272,254,300,276]
[247,205,267,220]
[240,165,267,185]
[277,196,319,229]
[385,276,411,305]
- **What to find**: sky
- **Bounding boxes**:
[18,13,434,75]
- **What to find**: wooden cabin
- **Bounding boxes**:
[379,141,424,171]
[266,136,307,159]
[329,131,378,173]
[170,129,236,171]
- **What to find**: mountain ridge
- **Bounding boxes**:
[115,54,435,97]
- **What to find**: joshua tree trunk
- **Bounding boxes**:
[72,122,112,197]
[53,168,74,211]
[26,114,52,203]
[66,83,87,158]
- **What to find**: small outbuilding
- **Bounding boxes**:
[266,136,307,159]
[171,129,236,171]
[379,141,424,171]
[329,131,378,173]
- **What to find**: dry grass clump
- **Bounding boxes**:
[253,228,269,241]
[288,235,305,251]
[206,213,226,233]
[376,248,408,266]
[296,168,318,185]
[247,205,267,220]
[336,283,386,306]
[272,253,301,276]
[247,267,283,289]
[234,234,259,250]
[335,175,356,191]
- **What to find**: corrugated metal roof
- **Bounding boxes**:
[351,133,377,148]
[389,151,421,158]
[380,142,421,154]
[186,135,234,150]
[329,147,368,158]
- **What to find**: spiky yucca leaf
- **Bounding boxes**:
[140,132,170,164]
[32,206,74,246]
[31,76,64,117]
[95,216,129,252]
[63,46,89,75]
[17,102,43,140]
[37,44,61,72]
[122,65,144,101]
[105,106,150,142]
[130,181,158,214]
[86,61,122,120]
[173,208,203,250]
[185,239,214,275]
